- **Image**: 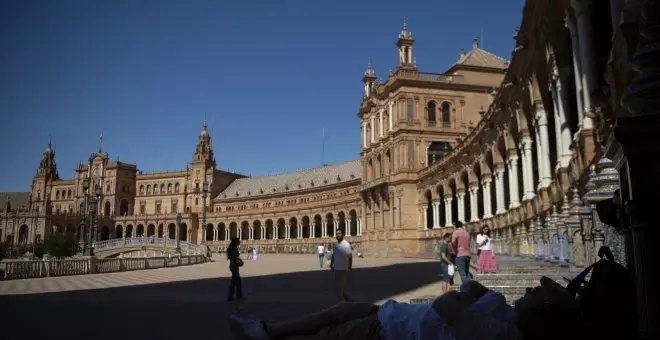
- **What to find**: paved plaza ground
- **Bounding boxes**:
[0,254,446,340]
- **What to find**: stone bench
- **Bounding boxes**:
[409,295,437,304]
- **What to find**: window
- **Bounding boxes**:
[174,183,180,193]
[441,102,451,127]
[160,184,165,193]
[68,190,72,199]
[406,98,414,121]
[156,201,162,214]
[146,185,151,194]
[407,141,414,168]
[171,200,178,214]
[167,183,172,193]
[195,197,199,206]
[55,191,60,200]
[427,101,436,125]
[139,201,146,214]
[153,184,159,194]
[106,183,111,193]
[140,185,145,195]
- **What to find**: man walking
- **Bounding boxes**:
[330,228,353,302]
[452,221,471,284]
[317,243,326,268]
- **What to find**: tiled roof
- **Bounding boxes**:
[454,48,509,70]
[215,160,361,201]
[0,192,31,213]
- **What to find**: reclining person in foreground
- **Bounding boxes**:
[229,277,582,340]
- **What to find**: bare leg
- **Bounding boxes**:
[266,302,376,338]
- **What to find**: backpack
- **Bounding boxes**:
[566,246,638,339]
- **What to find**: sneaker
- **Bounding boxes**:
[229,315,271,340]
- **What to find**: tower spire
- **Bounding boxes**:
[99,132,103,152]
[396,17,415,69]
[362,57,377,97]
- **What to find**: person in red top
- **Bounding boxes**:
[451,221,471,283]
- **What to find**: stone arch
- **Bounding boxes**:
[448,179,458,225]
[426,100,437,122]
[276,218,286,239]
[136,224,144,237]
[265,219,274,239]
[348,210,358,236]
[66,224,75,234]
[289,217,299,239]
[424,189,433,229]
[126,224,134,237]
[157,223,164,237]
[337,211,346,233]
[167,223,176,239]
[205,223,214,241]
[325,213,335,237]
[53,224,63,234]
[217,222,226,241]
[115,224,123,238]
[313,214,323,238]
[240,221,250,240]
[301,216,311,238]
[179,222,188,241]
[100,226,110,241]
[147,224,156,237]
[229,222,238,239]
[18,224,29,244]
[440,101,452,126]
[104,201,111,217]
[253,220,262,240]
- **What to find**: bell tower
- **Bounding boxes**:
[31,138,59,214]
[189,120,216,213]
[362,58,377,98]
[396,17,415,69]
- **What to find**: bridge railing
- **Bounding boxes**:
[93,237,203,254]
[0,254,206,281]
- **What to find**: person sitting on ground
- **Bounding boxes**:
[229,277,582,340]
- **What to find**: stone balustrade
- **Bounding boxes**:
[93,236,203,254]
[0,254,206,281]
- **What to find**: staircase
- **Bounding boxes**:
[474,255,573,304]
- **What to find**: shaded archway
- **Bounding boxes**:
[104,201,111,217]
[265,219,274,239]
[241,221,250,240]
[136,224,144,237]
[147,224,155,237]
[301,216,311,238]
[229,222,238,239]
[349,210,358,236]
[337,211,346,233]
[53,225,63,234]
[325,213,335,237]
[18,225,29,244]
[179,223,188,241]
[289,217,298,239]
[157,224,164,238]
[126,224,134,237]
[66,224,75,234]
[313,215,322,238]
[218,222,227,241]
[115,225,123,238]
[119,199,129,216]
[253,220,262,240]
[205,223,214,241]
[167,223,176,239]
[425,190,433,229]
[276,218,286,239]
[100,226,110,241]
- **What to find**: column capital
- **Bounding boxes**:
[444,195,453,202]
[481,175,493,184]
[535,109,548,126]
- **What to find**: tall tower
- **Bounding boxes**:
[189,120,216,213]
[362,58,377,98]
[396,17,415,69]
[31,138,59,214]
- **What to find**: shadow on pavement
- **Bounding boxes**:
[0,261,442,340]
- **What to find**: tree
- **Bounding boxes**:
[44,233,79,259]
[0,242,6,261]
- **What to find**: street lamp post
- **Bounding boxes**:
[10,209,17,258]
[176,213,182,253]
[201,180,208,245]
[80,178,90,254]
[85,184,101,256]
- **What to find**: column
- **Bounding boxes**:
[444,196,453,227]
[535,108,553,187]
[494,167,506,215]
[456,190,466,223]
[481,177,493,219]
[552,68,574,168]
[422,204,428,229]
[388,101,394,131]
[370,117,376,143]
[521,136,535,200]
[298,225,302,239]
[357,218,362,236]
[469,185,479,222]
[308,224,313,238]
[565,14,586,129]
[549,78,564,171]
[379,109,384,137]
[322,222,327,237]
[249,227,254,240]
[571,0,596,130]
[225,229,229,240]
[362,123,367,148]
[432,201,440,229]
[507,154,521,208]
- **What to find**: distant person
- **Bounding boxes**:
[317,243,326,268]
[226,237,244,301]
[477,225,497,273]
[252,247,258,261]
[475,229,484,257]
[452,221,471,284]
[330,229,353,302]
[439,232,454,293]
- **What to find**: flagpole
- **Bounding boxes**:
[322,128,325,167]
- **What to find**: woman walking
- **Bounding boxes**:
[226,237,244,301]
[477,225,497,273]
[439,233,454,293]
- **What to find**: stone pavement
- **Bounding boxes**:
[0,254,449,340]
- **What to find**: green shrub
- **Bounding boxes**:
[44,233,79,259]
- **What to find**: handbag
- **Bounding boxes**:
[447,264,455,276]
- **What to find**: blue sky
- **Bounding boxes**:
[0,0,523,192]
